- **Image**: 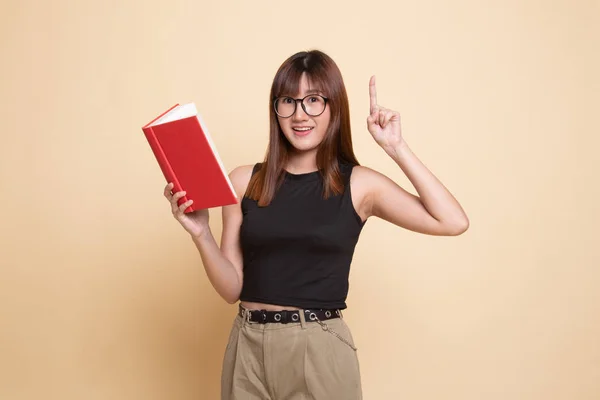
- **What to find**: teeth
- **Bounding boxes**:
[293,127,312,131]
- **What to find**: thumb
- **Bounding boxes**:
[367,115,378,130]
[367,115,375,126]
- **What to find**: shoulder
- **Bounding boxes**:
[228,164,259,198]
[348,165,388,188]
[347,164,383,196]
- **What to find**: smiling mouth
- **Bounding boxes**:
[292,127,314,136]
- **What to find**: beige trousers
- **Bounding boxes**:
[221,308,362,400]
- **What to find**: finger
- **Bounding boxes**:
[164,182,174,198]
[369,75,377,114]
[379,109,387,127]
[170,191,187,205]
[367,114,376,127]
[375,109,382,126]
[382,111,394,128]
[177,199,194,214]
[370,109,379,126]
[367,114,379,131]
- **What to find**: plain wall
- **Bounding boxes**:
[1,0,598,398]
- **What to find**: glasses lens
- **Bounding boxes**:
[302,95,326,116]
[275,97,295,117]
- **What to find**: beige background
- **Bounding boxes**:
[1,0,599,399]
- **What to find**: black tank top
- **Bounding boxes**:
[239,161,366,309]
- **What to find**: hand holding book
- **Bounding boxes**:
[163,182,209,238]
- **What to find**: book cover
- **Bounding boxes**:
[142,103,238,212]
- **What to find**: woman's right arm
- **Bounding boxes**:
[165,165,254,304]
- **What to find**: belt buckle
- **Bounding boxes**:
[245,309,253,324]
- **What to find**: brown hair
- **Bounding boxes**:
[246,49,360,206]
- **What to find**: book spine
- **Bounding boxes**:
[142,126,195,213]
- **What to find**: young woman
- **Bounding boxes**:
[163,50,469,399]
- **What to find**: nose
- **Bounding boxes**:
[291,100,309,121]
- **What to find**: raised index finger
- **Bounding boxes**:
[369,75,377,114]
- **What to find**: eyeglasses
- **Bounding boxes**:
[273,94,329,118]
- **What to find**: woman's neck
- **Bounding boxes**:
[284,151,319,174]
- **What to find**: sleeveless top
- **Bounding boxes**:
[239,161,366,310]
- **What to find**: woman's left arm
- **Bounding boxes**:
[360,76,469,236]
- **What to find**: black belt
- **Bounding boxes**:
[238,304,342,324]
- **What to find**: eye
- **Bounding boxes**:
[308,96,319,103]
[281,97,294,104]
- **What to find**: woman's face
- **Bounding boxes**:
[276,73,331,153]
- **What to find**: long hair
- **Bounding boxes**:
[246,50,360,206]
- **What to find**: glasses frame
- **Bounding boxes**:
[273,94,329,118]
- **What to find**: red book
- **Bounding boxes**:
[142,103,238,212]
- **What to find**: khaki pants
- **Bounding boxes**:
[221,308,362,399]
